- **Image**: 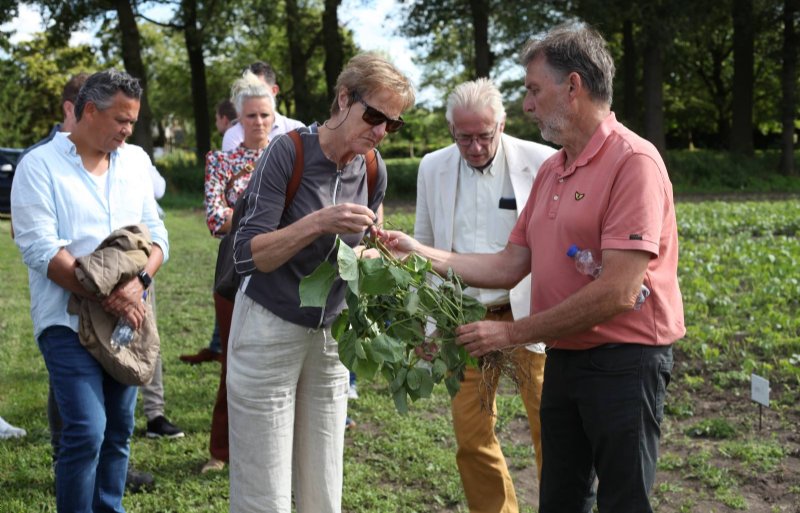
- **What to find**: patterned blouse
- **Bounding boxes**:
[204,145,265,237]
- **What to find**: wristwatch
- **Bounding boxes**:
[137,270,153,289]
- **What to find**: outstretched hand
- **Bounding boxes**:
[376,229,418,260]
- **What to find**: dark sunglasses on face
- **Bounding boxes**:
[352,94,405,133]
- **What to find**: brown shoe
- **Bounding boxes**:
[179,348,222,365]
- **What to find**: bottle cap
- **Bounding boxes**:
[566,244,580,257]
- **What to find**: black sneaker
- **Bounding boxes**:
[126,467,155,494]
[145,415,185,439]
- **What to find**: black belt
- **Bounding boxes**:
[486,302,512,314]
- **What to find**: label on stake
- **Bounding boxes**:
[750,374,770,407]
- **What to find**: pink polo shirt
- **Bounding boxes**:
[509,113,685,350]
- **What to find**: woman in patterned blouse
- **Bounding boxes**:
[202,71,275,474]
[205,71,275,237]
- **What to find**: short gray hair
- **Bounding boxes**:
[74,69,142,121]
[230,70,275,115]
[445,78,506,124]
[520,21,615,105]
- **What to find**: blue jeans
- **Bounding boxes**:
[38,326,137,513]
[539,343,673,513]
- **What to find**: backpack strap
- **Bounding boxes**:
[285,130,305,211]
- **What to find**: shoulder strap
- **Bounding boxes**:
[285,130,305,211]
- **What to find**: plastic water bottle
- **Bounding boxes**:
[110,291,147,351]
[566,245,650,310]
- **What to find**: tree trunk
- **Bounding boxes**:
[182,0,210,161]
[113,0,154,158]
[642,38,666,156]
[469,0,492,78]
[779,0,798,176]
[286,0,313,122]
[731,0,755,155]
[622,18,638,131]
[323,0,343,102]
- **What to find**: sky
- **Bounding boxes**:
[2,1,437,103]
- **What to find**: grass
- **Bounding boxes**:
[2,199,799,512]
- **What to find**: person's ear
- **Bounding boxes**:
[338,88,351,112]
[271,84,280,97]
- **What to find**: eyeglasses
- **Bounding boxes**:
[452,124,499,147]
[353,94,405,133]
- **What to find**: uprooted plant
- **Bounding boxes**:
[299,236,523,413]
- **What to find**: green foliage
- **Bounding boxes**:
[685,418,738,439]
[0,33,100,148]
[155,150,203,195]
[300,240,485,413]
[718,439,787,473]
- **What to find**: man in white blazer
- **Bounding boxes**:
[414,78,555,513]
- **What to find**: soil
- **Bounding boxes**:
[498,345,800,512]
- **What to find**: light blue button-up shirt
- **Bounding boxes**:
[11,132,169,338]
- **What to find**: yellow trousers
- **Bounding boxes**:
[451,338,545,513]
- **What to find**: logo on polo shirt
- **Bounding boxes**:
[574,191,585,200]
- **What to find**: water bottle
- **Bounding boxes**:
[110,291,147,351]
[566,245,650,310]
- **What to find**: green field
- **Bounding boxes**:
[1,199,798,512]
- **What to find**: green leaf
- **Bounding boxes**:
[390,366,408,393]
[393,387,409,414]
[386,318,424,342]
[431,358,447,382]
[406,367,421,390]
[403,290,420,316]
[372,333,402,364]
[405,253,431,273]
[360,258,396,294]
[461,295,487,323]
[337,241,358,281]
[445,373,462,398]
[337,242,359,295]
[416,367,434,398]
[336,330,359,372]
[299,260,337,308]
[388,266,413,288]
[331,311,349,340]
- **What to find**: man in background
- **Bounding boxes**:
[414,77,555,512]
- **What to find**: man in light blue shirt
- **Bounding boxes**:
[11,69,169,512]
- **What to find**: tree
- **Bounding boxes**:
[779,0,798,175]
[0,34,99,147]
[731,0,755,155]
[39,0,156,156]
[398,0,556,95]
[323,0,343,100]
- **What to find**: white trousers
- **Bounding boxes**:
[227,290,349,513]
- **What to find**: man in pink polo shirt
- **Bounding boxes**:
[381,21,684,513]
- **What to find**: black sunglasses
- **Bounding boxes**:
[352,94,405,133]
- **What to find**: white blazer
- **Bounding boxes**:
[413,132,556,321]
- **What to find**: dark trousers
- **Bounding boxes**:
[209,292,234,461]
[539,343,673,513]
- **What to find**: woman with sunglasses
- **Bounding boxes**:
[226,53,414,513]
